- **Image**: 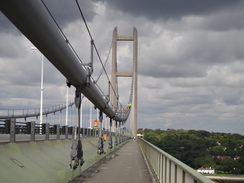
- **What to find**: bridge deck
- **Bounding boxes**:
[71,140,153,183]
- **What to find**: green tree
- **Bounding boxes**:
[143,128,244,174]
[137,128,143,135]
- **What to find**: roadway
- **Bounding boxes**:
[71,139,154,183]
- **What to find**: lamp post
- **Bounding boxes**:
[65,86,69,126]
[89,101,92,129]
[31,47,44,134]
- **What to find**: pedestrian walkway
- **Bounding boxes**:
[71,139,153,183]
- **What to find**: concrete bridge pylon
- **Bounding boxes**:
[110,27,138,137]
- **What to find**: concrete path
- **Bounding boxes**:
[71,140,153,183]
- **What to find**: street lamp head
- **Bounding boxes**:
[30,46,37,50]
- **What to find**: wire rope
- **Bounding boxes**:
[95,40,113,83]
[75,0,117,99]
[41,0,84,65]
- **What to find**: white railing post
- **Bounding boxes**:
[138,138,214,183]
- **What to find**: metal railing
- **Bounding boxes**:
[0,102,74,119]
[0,118,126,143]
[138,138,214,183]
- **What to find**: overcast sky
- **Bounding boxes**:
[1,0,244,134]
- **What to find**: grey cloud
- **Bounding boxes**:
[0,0,96,33]
[0,33,26,58]
[0,14,19,33]
[199,8,244,31]
[140,62,207,78]
[42,0,96,28]
[218,89,244,105]
[139,26,244,80]
[95,0,242,20]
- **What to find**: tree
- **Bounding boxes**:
[143,128,244,174]
[137,128,143,135]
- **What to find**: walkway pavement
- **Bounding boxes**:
[71,140,153,183]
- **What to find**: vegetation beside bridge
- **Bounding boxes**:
[138,128,244,174]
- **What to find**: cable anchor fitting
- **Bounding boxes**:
[97,110,104,155]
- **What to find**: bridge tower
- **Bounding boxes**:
[110,27,138,137]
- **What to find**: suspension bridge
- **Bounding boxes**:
[0,1,240,183]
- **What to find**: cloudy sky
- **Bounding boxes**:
[1,0,244,134]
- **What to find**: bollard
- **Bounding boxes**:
[10,118,16,143]
[55,124,60,139]
[64,125,68,139]
[30,121,35,141]
[43,123,49,140]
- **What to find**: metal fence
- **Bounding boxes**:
[0,118,119,143]
[138,138,214,183]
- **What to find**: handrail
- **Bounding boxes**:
[0,119,122,143]
[0,102,74,119]
[138,138,214,183]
